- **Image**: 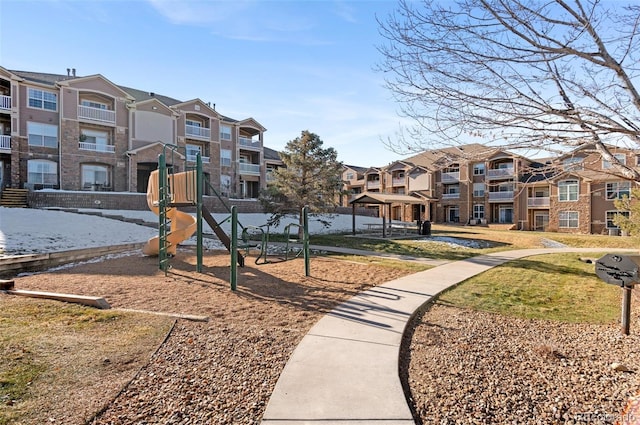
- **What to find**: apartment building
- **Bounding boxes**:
[341,164,366,205]
[343,143,639,235]
[0,67,269,199]
[521,145,638,235]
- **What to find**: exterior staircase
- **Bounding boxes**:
[0,188,29,208]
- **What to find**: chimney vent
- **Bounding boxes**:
[72,68,76,77]
[149,92,155,97]
[66,68,70,76]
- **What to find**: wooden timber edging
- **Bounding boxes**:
[4,289,111,309]
[0,243,145,277]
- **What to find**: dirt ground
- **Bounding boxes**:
[4,248,411,424]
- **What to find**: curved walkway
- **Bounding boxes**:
[261,247,636,425]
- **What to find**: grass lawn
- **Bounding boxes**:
[0,299,173,425]
[437,252,623,323]
[310,223,639,260]
[312,225,637,324]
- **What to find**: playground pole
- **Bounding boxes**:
[230,206,238,291]
[303,206,310,277]
[158,152,169,274]
[196,153,203,272]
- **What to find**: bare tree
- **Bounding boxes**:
[377,0,640,180]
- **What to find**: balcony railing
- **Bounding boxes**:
[187,154,210,163]
[0,95,10,110]
[392,177,405,186]
[442,193,460,199]
[186,124,211,139]
[79,142,115,153]
[366,181,380,189]
[78,105,116,124]
[441,171,460,183]
[238,162,260,175]
[239,137,261,150]
[0,135,10,151]
[527,197,550,207]
[266,171,275,182]
[487,168,514,179]
[488,191,514,201]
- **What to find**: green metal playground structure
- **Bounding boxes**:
[153,144,310,290]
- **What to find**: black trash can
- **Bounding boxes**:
[421,220,431,236]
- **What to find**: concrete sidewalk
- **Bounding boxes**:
[261,247,635,425]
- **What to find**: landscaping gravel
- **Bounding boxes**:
[402,303,640,425]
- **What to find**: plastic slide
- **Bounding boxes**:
[142,169,197,256]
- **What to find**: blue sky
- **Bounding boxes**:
[0,0,410,166]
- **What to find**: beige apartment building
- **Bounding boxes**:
[342,143,640,235]
[0,67,270,199]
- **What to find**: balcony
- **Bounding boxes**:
[187,154,210,163]
[442,193,460,199]
[239,162,260,175]
[239,137,261,150]
[489,191,514,202]
[186,124,211,140]
[366,180,380,189]
[527,197,550,208]
[79,142,115,153]
[487,168,514,179]
[0,135,10,151]
[441,171,460,183]
[266,171,275,182]
[78,105,116,124]
[0,95,10,111]
[392,177,405,186]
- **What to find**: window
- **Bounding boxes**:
[27,122,58,148]
[186,144,202,161]
[473,163,485,175]
[81,100,107,110]
[498,183,513,192]
[186,119,201,128]
[443,164,460,173]
[220,124,232,140]
[220,149,232,167]
[473,183,484,197]
[346,172,354,180]
[81,164,111,189]
[473,204,485,219]
[606,181,631,200]
[445,184,459,194]
[563,157,583,171]
[606,211,630,229]
[28,88,57,111]
[559,211,579,228]
[603,153,627,169]
[27,159,57,186]
[558,179,578,201]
